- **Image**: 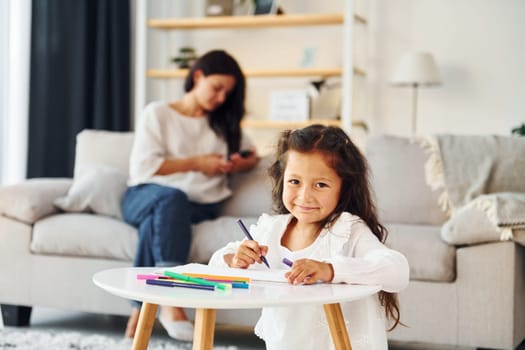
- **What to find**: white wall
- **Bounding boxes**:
[368,0,525,137]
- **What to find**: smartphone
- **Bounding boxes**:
[239,150,254,158]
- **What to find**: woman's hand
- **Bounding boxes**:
[156,151,256,177]
[196,154,233,176]
[284,259,334,285]
[228,149,259,173]
[225,240,268,269]
[156,154,231,176]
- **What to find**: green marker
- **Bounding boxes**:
[163,271,231,292]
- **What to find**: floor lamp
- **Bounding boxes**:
[391,52,441,135]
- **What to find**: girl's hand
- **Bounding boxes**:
[197,154,233,176]
[284,259,334,285]
[227,240,268,269]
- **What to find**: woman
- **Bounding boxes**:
[122,50,258,340]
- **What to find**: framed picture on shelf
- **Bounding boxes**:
[269,90,310,122]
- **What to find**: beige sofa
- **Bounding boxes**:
[0,130,524,349]
[366,135,525,350]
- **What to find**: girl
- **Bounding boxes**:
[122,50,258,340]
[209,124,409,350]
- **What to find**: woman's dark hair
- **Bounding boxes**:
[268,124,401,330]
[184,50,246,155]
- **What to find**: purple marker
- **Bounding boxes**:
[282,257,293,267]
[236,219,271,268]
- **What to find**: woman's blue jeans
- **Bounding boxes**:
[122,183,223,268]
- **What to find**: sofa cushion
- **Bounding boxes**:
[222,155,274,217]
[0,178,72,224]
[74,129,134,176]
[385,224,456,282]
[31,213,137,261]
[366,135,448,226]
[30,212,259,264]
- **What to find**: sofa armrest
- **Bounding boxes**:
[0,178,72,224]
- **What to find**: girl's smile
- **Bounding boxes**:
[295,204,318,210]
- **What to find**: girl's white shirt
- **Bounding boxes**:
[209,212,410,350]
[128,101,254,203]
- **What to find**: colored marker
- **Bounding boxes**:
[230,282,250,289]
[137,274,167,280]
[164,271,231,291]
[282,257,293,267]
[146,279,215,291]
[184,277,249,289]
[137,274,248,289]
[182,273,251,283]
[236,219,271,268]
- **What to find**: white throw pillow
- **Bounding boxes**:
[441,192,525,246]
[0,178,72,224]
[441,206,500,245]
[54,165,128,219]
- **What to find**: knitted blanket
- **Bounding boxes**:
[421,134,525,245]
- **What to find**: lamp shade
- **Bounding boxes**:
[391,52,441,86]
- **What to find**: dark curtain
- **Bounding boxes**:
[28,0,131,178]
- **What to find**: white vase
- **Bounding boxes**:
[233,0,254,16]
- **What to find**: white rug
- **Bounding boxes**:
[0,328,238,350]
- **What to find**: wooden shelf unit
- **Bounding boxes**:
[140,9,369,131]
[147,13,366,30]
[242,119,368,130]
[147,67,366,79]
[242,119,342,129]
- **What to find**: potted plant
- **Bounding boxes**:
[171,47,197,69]
[511,123,525,136]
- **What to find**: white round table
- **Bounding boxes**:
[93,267,380,350]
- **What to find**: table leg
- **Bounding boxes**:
[323,303,352,350]
[193,308,216,350]
[132,302,159,350]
